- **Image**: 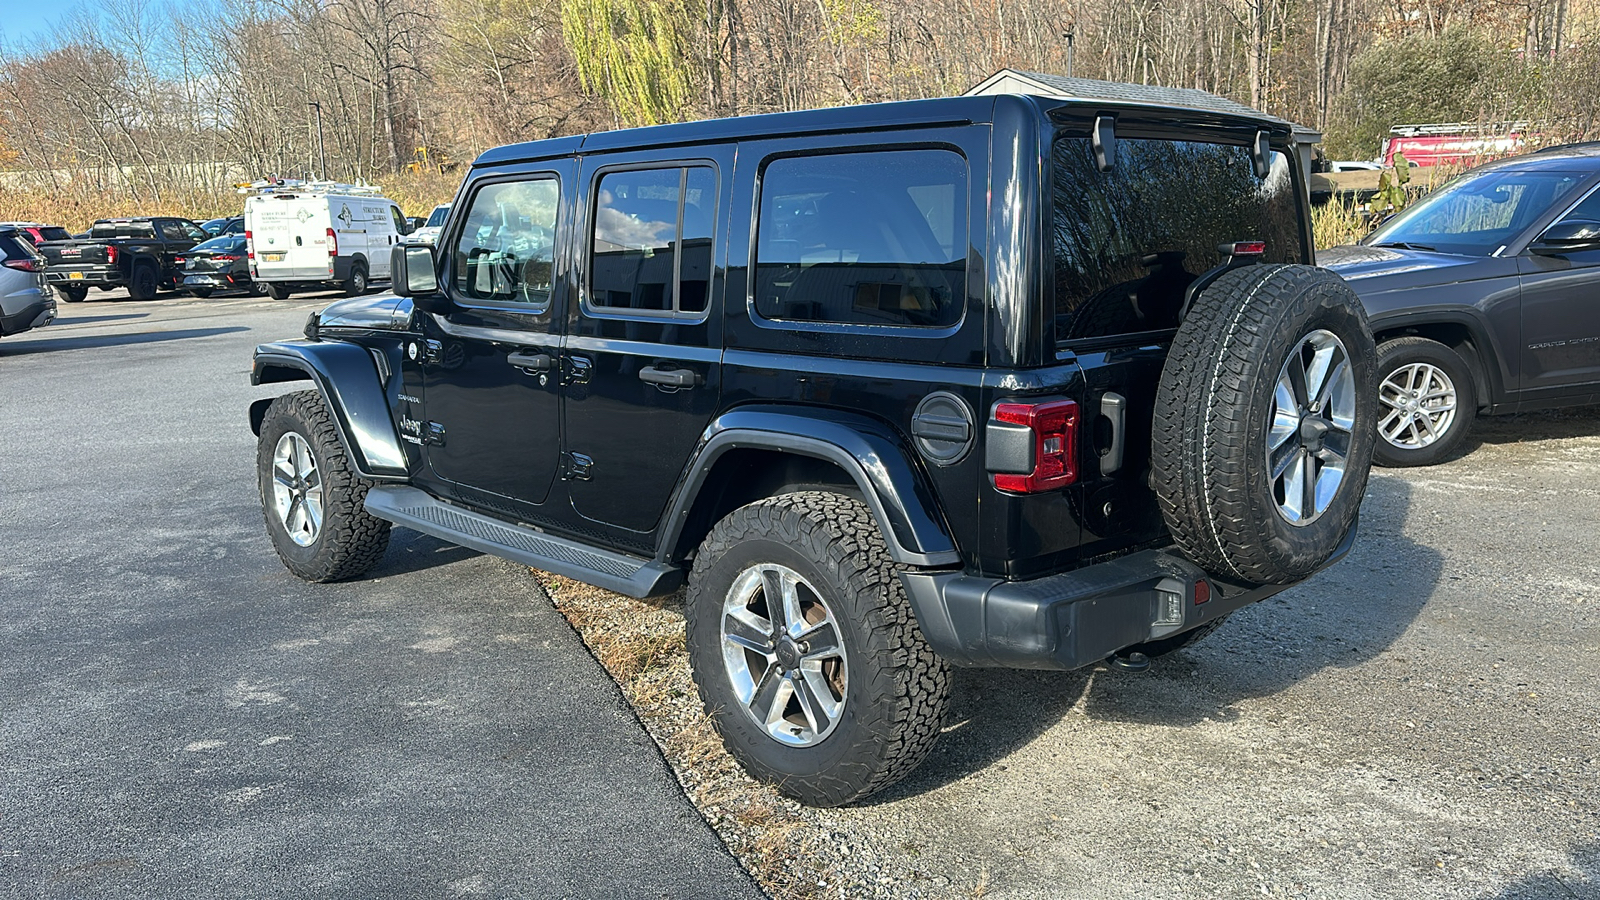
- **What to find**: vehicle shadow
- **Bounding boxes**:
[867,474,1438,803]
[0,326,249,355]
[48,313,150,327]
[370,530,480,578]
[1479,840,1598,899]
[1461,404,1600,455]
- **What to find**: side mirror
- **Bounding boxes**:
[392,244,451,312]
[1530,218,1600,256]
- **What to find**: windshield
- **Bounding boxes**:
[426,204,451,227]
[1366,168,1587,256]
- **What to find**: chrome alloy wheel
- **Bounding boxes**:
[1377,362,1458,450]
[271,431,325,547]
[1267,329,1356,526]
[720,563,848,747]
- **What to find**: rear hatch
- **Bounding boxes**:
[1045,111,1311,564]
[248,196,331,278]
[184,236,247,275]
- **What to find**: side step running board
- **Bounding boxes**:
[364,486,683,599]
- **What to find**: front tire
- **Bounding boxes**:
[685,492,950,807]
[264,282,293,301]
[187,287,213,299]
[58,285,88,303]
[256,390,390,582]
[1373,337,1476,467]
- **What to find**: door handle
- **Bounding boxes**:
[507,350,553,372]
[639,365,702,388]
[1100,392,1126,476]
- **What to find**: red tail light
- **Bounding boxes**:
[211,254,240,262]
[1227,241,1266,256]
[245,230,254,261]
[3,258,39,272]
[105,245,117,265]
[992,399,1080,493]
[174,256,186,266]
[326,227,338,257]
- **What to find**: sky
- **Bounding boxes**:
[0,1,87,47]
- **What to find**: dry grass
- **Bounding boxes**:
[531,572,837,900]
[1312,200,1376,250]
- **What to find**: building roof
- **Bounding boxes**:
[965,69,1320,142]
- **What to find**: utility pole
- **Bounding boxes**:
[308,101,328,179]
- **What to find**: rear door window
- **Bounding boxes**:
[587,165,716,316]
[1051,135,1305,343]
[753,149,967,328]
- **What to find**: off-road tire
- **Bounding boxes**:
[58,285,88,303]
[1152,264,1378,585]
[128,264,158,301]
[344,262,368,297]
[187,287,213,299]
[256,390,390,582]
[265,282,293,301]
[1372,336,1476,468]
[685,492,951,807]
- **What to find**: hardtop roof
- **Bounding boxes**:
[472,91,1292,168]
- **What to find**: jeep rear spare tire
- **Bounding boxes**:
[1152,264,1377,585]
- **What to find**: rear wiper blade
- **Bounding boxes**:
[1373,241,1438,251]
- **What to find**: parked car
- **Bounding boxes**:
[36,217,208,302]
[0,222,74,247]
[0,227,56,338]
[242,180,408,299]
[179,234,257,297]
[1322,142,1600,466]
[250,90,1379,807]
[409,203,450,244]
[201,216,245,237]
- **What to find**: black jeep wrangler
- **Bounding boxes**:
[250,91,1378,806]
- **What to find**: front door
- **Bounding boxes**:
[562,155,727,542]
[1519,183,1600,397]
[417,168,569,515]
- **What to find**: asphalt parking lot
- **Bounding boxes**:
[0,289,761,899]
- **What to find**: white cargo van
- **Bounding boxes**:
[241,181,410,300]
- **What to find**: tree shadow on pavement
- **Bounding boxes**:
[867,474,1438,803]
[1466,404,1600,452]
[0,326,249,356]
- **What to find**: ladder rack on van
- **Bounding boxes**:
[236,178,385,196]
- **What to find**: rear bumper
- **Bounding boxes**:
[0,292,56,336]
[183,273,247,289]
[46,266,124,287]
[900,521,1358,670]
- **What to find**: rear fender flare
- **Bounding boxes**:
[661,407,960,568]
[251,340,407,479]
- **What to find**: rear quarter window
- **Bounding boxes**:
[753,149,968,329]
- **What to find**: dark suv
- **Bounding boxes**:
[250,90,1379,806]
[1322,144,1600,466]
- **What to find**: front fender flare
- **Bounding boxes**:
[661,407,960,568]
[251,340,407,479]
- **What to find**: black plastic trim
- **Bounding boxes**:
[251,340,408,479]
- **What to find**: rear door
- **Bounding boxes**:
[417,166,569,515]
[561,150,729,543]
